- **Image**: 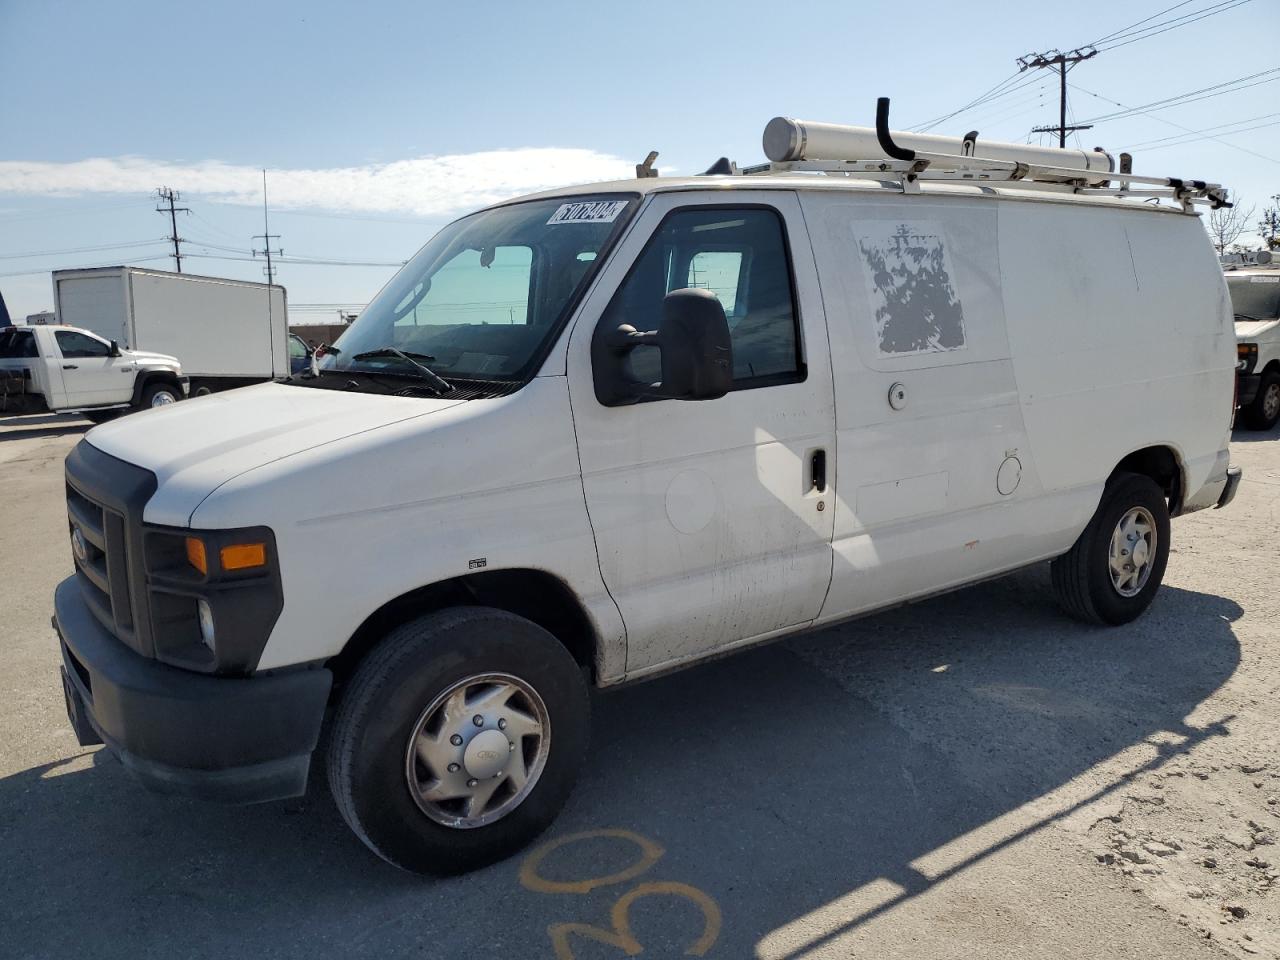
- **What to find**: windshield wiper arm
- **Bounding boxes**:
[1234,313,1268,322]
[351,347,452,394]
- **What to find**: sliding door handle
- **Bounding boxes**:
[810,449,827,493]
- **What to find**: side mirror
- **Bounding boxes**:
[656,288,732,400]
[592,288,733,406]
[109,340,122,358]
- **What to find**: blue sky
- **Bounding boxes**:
[2,0,1278,321]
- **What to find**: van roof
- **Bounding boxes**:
[509,173,1197,217]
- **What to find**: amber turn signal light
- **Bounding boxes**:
[220,542,267,571]
[185,537,208,575]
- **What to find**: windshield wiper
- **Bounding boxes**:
[1234,313,1270,322]
[351,347,452,394]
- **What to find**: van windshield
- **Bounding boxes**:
[318,195,638,388]
[1227,275,1280,320]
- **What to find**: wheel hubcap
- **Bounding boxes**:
[404,673,549,829]
[1263,383,1280,422]
[1108,506,1157,598]
[151,391,177,407]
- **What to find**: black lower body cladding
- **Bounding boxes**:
[54,576,331,803]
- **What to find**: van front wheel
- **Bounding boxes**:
[326,607,590,875]
[1051,473,1171,625]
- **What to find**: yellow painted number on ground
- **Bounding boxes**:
[520,828,665,895]
[520,829,723,957]
[548,881,723,959]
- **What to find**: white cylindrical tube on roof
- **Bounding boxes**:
[763,116,1114,179]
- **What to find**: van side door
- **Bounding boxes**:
[797,192,1042,622]
[566,192,836,678]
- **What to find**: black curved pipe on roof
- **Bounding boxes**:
[876,97,916,162]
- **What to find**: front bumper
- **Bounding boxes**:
[53,576,331,804]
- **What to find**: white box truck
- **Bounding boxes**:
[53,100,1241,876]
[52,267,289,395]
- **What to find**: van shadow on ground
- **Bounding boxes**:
[1,566,1241,959]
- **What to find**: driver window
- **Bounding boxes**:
[602,207,803,389]
[55,330,111,359]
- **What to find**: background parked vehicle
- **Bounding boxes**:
[52,267,288,396]
[288,333,313,376]
[0,323,185,420]
[1224,251,1280,431]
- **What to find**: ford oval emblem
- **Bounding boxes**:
[71,528,88,563]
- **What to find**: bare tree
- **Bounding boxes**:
[1261,200,1280,251]
[1206,198,1255,254]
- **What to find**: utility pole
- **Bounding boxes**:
[1018,46,1097,148]
[155,187,190,272]
[252,169,283,286]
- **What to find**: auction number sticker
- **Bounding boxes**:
[1250,276,1280,283]
[547,200,629,225]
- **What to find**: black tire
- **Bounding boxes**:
[1241,368,1280,431]
[139,380,181,410]
[1050,472,1171,625]
[327,606,590,875]
[83,410,119,424]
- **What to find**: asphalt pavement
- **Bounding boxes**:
[2,411,1276,959]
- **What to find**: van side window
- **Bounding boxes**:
[55,330,111,358]
[604,207,803,388]
[0,329,37,359]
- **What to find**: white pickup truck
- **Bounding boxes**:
[0,324,186,421]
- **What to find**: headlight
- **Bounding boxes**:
[1238,343,1258,373]
[197,598,216,650]
[144,525,282,675]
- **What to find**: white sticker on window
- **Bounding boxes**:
[1250,276,1280,283]
[547,200,629,225]
[855,221,967,356]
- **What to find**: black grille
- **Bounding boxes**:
[64,441,158,658]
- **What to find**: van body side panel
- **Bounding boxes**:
[801,193,1076,622]
[999,204,1234,509]
[187,377,626,676]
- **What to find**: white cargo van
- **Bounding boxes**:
[53,267,289,395]
[52,103,1240,875]
[1223,252,1280,430]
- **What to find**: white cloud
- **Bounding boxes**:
[0,148,636,217]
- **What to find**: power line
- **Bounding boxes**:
[0,239,169,260]
[1076,66,1280,124]
[1122,110,1280,148]
[1093,0,1254,51]
[1085,0,1198,46]
[155,187,190,272]
[1069,81,1280,165]
[0,255,172,279]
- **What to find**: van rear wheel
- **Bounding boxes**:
[326,606,590,875]
[1050,473,1171,625]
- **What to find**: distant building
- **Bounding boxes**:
[26,311,55,325]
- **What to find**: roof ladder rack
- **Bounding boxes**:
[740,97,1230,212]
